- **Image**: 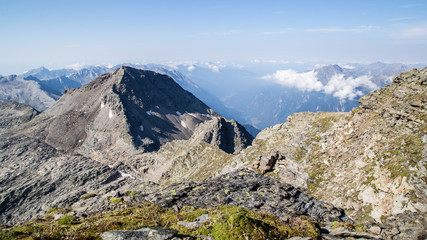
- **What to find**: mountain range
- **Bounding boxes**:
[0,62,423,131]
[0,65,425,239]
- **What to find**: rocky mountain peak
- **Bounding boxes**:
[314,64,344,84]
[43,66,217,154]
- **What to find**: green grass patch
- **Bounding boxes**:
[1,203,321,240]
[109,197,122,203]
[59,215,77,226]
[81,193,97,201]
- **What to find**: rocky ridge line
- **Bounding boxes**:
[242,67,426,239]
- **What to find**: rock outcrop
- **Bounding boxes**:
[101,228,180,240]
[132,169,347,223]
[0,132,140,224]
[190,117,253,154]
[238,67,426,238]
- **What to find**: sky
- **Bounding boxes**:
[0,0,426,75]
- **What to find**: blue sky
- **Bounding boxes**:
[0,0,426,74]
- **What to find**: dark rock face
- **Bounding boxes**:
[192,117,254,154]
[43,66,217,153]
[132,169,347,222]
[0,101,39,129]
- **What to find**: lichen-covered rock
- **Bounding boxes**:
[177,214,210,229]
[132,169,347,222]
[378,211,426,240]
[101,228,180,240]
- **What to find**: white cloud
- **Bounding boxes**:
[252,59,290,64]
[163,61,226,73]
[200,62,226,72]
[106,63,115,68]
[338,64,355,69]
[263,70,323,92]
[305,25,373,33]
[263,70,378,100]
[63,63,85,70]
[230,63,244,69]
[324,74,377,100]
[314,63,327,69]
[187,65,195,72]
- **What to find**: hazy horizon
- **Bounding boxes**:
[1,0,426,75]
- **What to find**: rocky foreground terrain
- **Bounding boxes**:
[0,67,426,239]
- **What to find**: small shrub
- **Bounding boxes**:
[46,207,61,214]
[109,197,122,203]
[59,215,76,225]
[127,190,136,198]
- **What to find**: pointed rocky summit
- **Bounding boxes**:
[43,66,217,153]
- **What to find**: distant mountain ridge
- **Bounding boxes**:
[0,62,423,130]
[0,75,58,111]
